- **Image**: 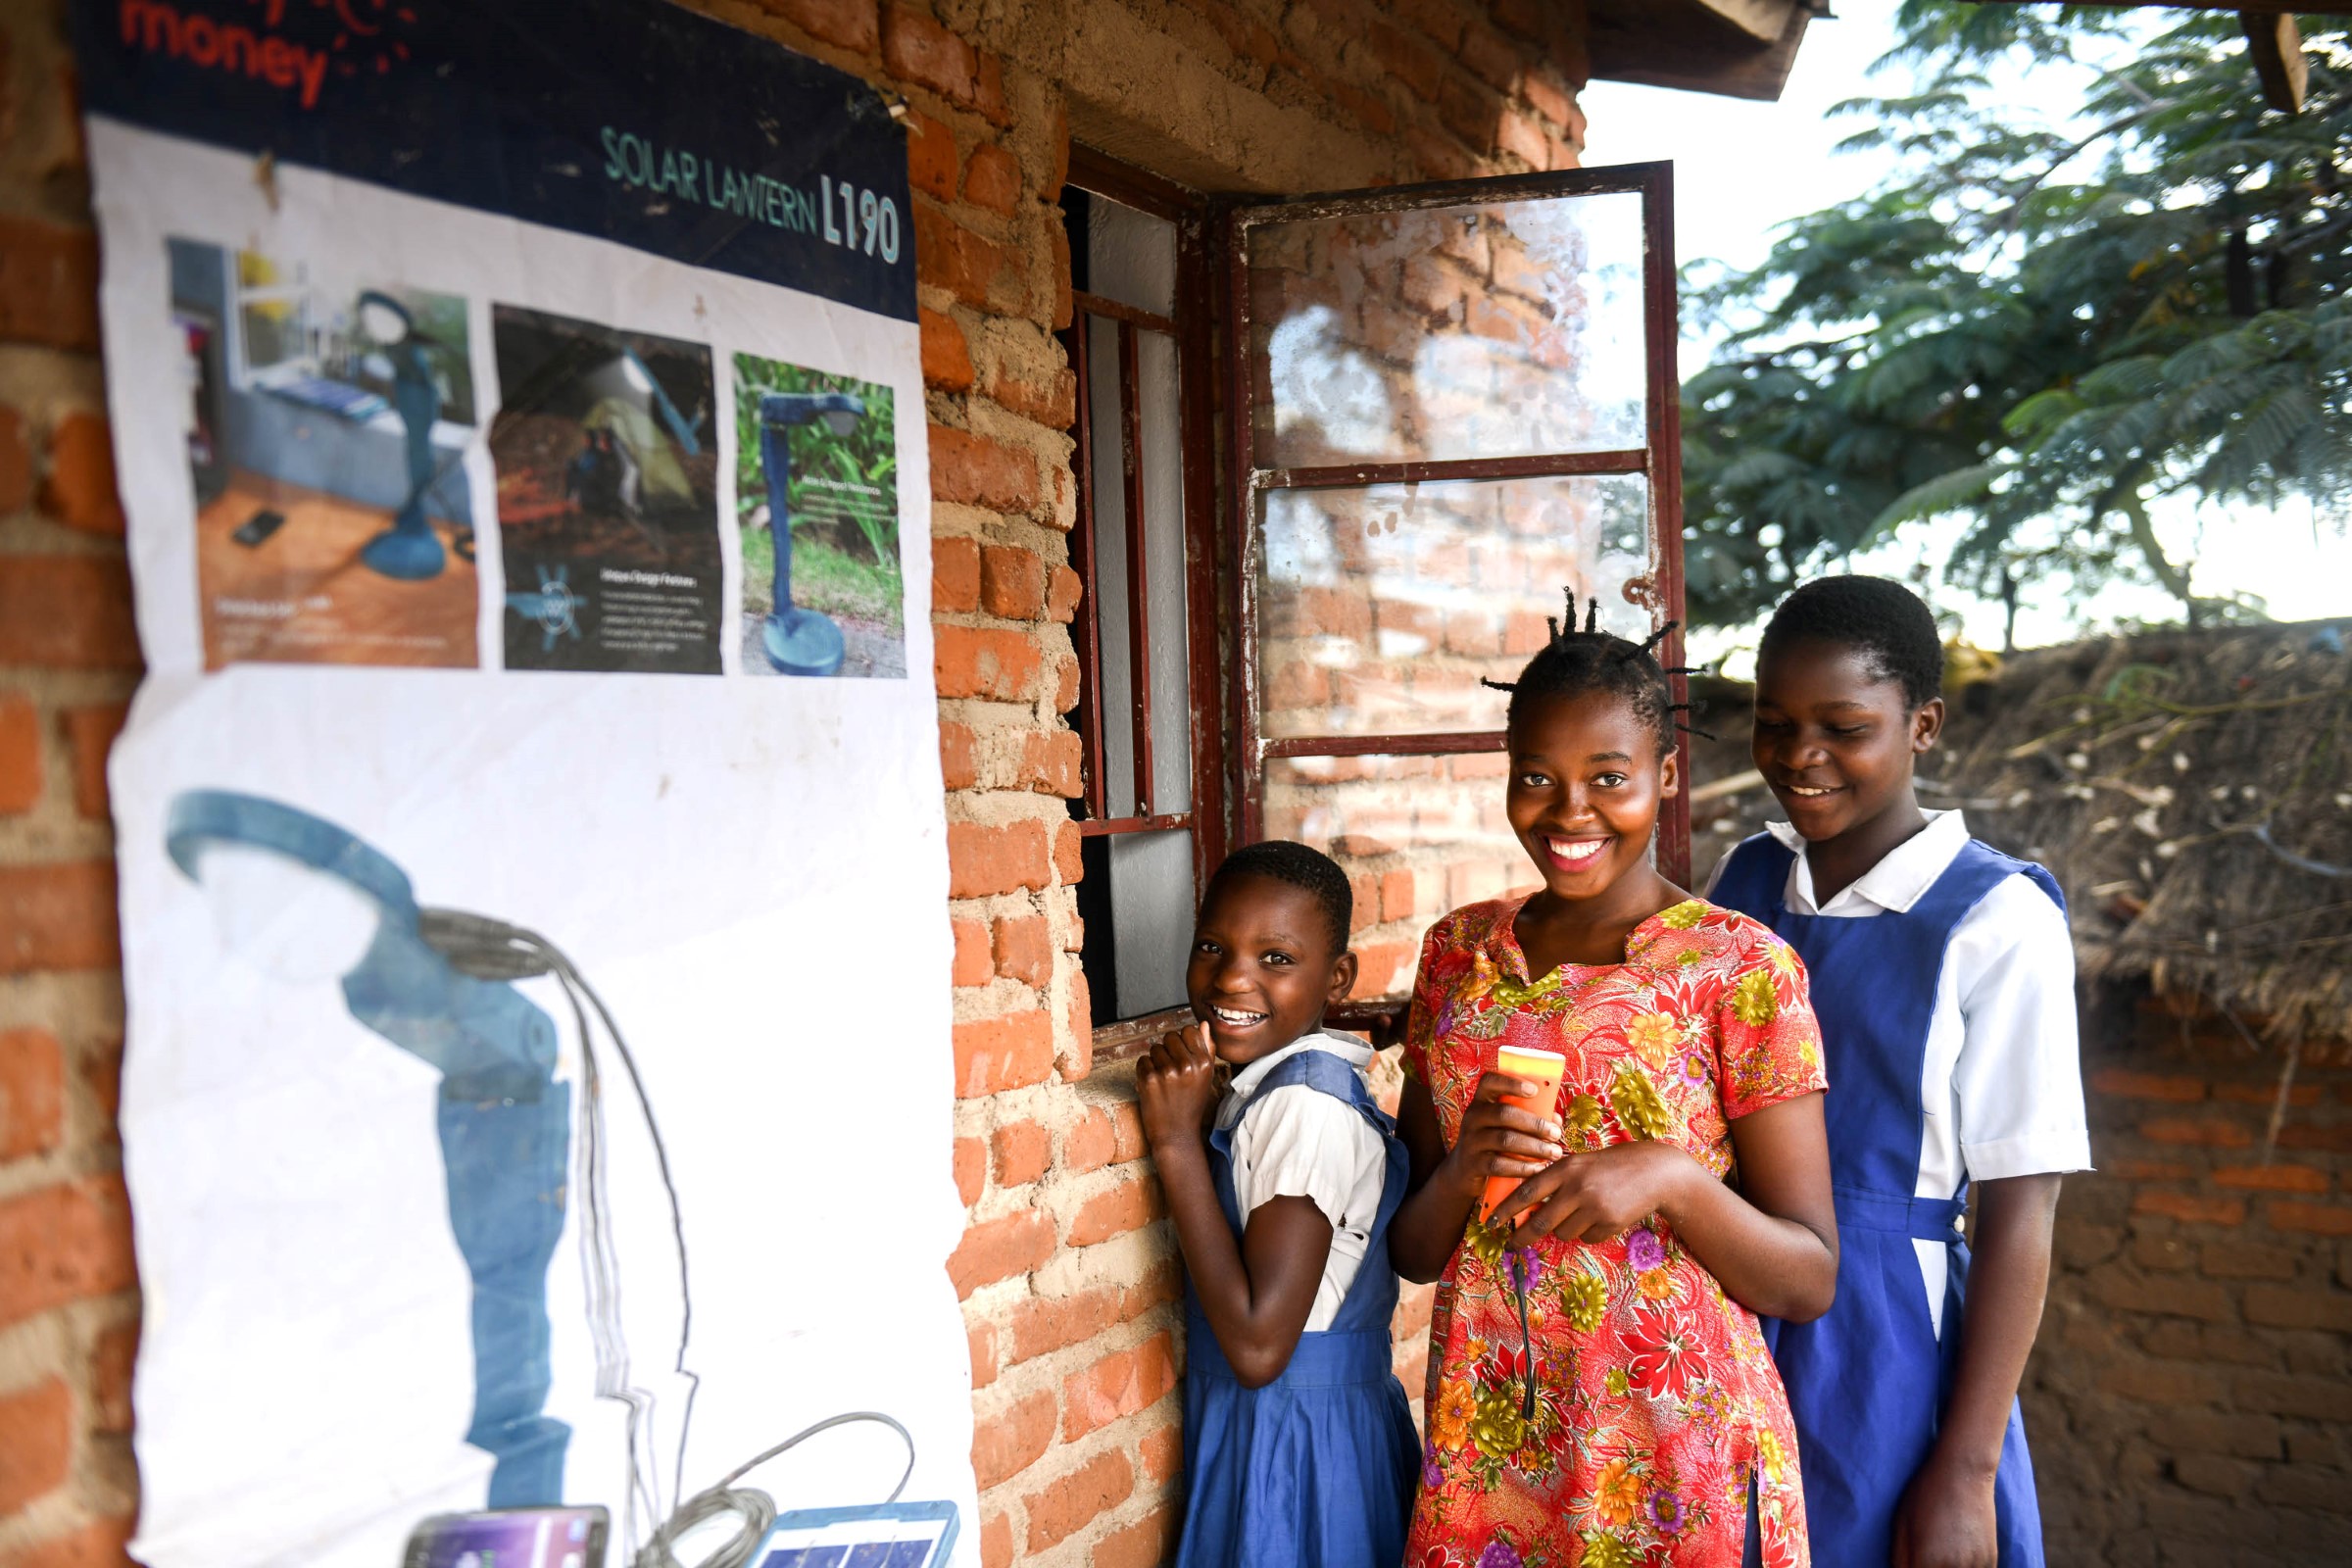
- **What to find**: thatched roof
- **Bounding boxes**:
[1683,620,2352,1052]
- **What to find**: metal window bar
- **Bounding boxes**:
[1069,286,1192,839]
[1226,161,1691,888]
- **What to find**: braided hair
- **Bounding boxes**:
[1481,588,1709,757]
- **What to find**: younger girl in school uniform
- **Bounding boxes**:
[1709,576,2089,1568]
[1390,600,1840,1568]
[1136,840,1419,1568]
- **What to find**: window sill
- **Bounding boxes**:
[1087,999,1408,1070]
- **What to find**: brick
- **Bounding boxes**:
[978,1510,1012,1568]
[987,366,1076,431]
[992,1118,1052,1187]
[0,861,121,974]
[2242,1284,2352,1332]
[1060,968,1092,1082]
[992,913,1054,988]
[1054,818,1082,885]
[1438,72,1496,153]
[980,545,1047,619]
[2130,1231,2193,1272]
[954,1135,986,1206]
[2087,1269,2235,1323]
[1140,1416,1183,1483]
[61,702,126,822]
[1396,0,1465,50]
[2132,1191,2245,1226]
[0,1376,72,1513]
[969,1385,1055,1488]
[1023,1446,1134,1551]
[1062,1329,1177,1441]
[939,720,979,790]
[1047,564,1080,623]
[1522,68,1576,129]
[2107,1158,2197,1182]
[1496,106,1548,169]
[0,217,99,350]
[919,306,975,391]
[2215,1161,2328,1193]
[949,1208,1055,1298]
[967,1317,997,1389]
[2269,1200,2352,1236]
[38,413,122,536]
[90,1317,136,1435]
[949,818,1052,898]
[2278,1121,2352,1152]
[1095,1503,1177,1568]
[2097,1358,2222,1404]
[2213,1080,2322,1105]
[930,424,1039,513]
[1068,1177,1163,1246]
[952,917,994,987]
[0,408,29,514]
[934,534,981,612]
[0,1178,136,1328]
[905,112,956,201]
[2199,1240,2297,1280]
[0,558,140,669]
[0,1027,66,1160]
[962,143,1021,215]
[936,624,1045,701]
[1065,1105,1121,1174]
[1054,654,1080,713]
[914,205,1020,312]
[2234,1368,2352,1419]
[954,1009,1055,1098]
[1018,729,1081,799]
[882,7,1007,122]
[1380,868,1416,921]
[2140,1114,2252,1148]
[2171,1453,2252,1500]
[0,1516,136,1568]
[2092,1067,2207,1102]
[755,0,879,52]
[1006,1283,1121,1363]
[2255,1465,2352,1512]
[0,692,38,813]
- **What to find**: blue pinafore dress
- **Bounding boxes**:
[1175,1049,1419,1568]
[1713,834,2060,1568]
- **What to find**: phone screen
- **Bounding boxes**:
[403,1506,608,1568]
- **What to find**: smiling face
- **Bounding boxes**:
[1186,873,1358,1065]
[1505,689,1679,903]
[1752,637,1943,843]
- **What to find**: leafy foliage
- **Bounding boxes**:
[731,355,900,569]
[1684,4,2352,633]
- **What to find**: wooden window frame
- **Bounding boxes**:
[1223,163,1693,894]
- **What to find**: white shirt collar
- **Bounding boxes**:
[1764,808,1972,916]
[1217,1029,1374,1130]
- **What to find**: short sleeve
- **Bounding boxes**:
[1400,922,1446,1086]
[1231,1086,1386,1233]
[1714,929,1829,1120]
[1951,877,2090,1179]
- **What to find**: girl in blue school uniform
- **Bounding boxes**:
[1708,577,2091,1568]
[1135,840,1418,1568]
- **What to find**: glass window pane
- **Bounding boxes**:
[1246,190,1644,468]
[1257,473,1652,740]
[1262,753,1537,1001]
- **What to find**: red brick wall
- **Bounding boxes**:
[0,0,1592,1564]
[2030,1002,2352,1564]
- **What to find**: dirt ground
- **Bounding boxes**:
[738,612,906,680]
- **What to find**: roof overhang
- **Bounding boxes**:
[1586,0,1827,103]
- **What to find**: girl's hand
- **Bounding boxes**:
[1441,1072,1567,1198]
[1891,1451,1999,1568]
[1493,1139,1696,1244]
[1134,1024,1219,1152]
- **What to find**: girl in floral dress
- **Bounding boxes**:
[1388,602,1840,1568]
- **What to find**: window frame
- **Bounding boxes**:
[1222,162,1693,895]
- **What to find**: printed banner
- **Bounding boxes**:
[73,2,972,1563]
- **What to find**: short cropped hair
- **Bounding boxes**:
[1203,840,1351,956]
[1759,576,1944,710]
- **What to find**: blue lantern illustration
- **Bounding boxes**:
[757,391,863,676]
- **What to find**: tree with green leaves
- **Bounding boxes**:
[1683,3,2352,640]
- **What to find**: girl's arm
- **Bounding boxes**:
[1891,1172,2061,1568]
[1390,1072,1566,1284]
[1493,1093,1838,1320]
[1135,1027,1333,1389]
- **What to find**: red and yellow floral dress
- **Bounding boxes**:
[1402,896,1828,1568]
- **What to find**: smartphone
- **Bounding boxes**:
[401,1505,609,1568]
[1478,1045,1569,1224]
[232,509,286,548]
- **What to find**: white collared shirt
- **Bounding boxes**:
[1707,810,2091,1333]
[1217,1030,1390,1333]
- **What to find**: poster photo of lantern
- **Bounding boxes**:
[733,353,906,679]
[167,238,483,670]
[489,307,724,674]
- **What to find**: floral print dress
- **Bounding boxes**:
[1402,896,1828,1568]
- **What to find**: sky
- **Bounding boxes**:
[1578,2,2352,669]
